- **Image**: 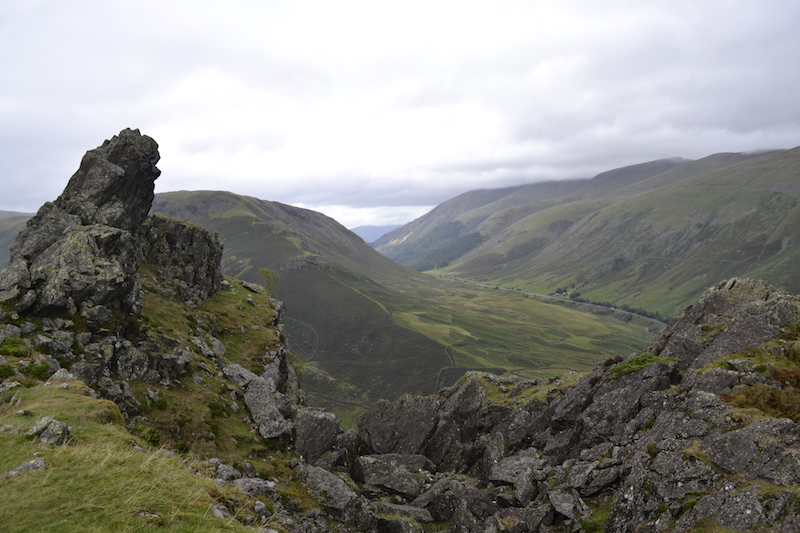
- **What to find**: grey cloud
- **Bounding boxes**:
[2,1,800,225]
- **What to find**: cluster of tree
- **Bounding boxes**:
[568,294,669,322]
[554,288,582,299]
[553,285,668,322]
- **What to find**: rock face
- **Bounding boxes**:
[288,278,800,532]
[0,130,232,416]
[0,128,161,323]
[136,213,223,304]
[54,128,160,230]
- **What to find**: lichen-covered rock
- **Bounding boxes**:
[423,374,486,471]
[54,128,160,230]
[304,464,372,527]
[659,278,800,371]
[294,407,340,463]
[547,487,588,521]
[233,477,277,496]
[136,213,223,303]
[410,476,497,522]
[26,416,71,445]
[47,368,77,382]
[370,502,433,524]
[0,129,160,318]
[344,279,800,532]
[358,395,439,455]
[3,457,46,478]
[216,463,242,481]
[244,376,292,439]
[353,454,431,500]
[222,363,259,388]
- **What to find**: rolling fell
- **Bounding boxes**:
[150,190,654,410]
[379,148,800,320]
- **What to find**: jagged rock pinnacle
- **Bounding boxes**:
[54,128,160,230]
[0,129,160,320]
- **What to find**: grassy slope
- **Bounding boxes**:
[0,267,328,532]
[437,147,800,318]
[0,382,257,533]
[374,180,588,265]
[152,192,451,404]
[152,191,653,404]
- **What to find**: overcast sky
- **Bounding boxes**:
[1,1,799,227]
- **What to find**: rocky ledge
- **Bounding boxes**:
[284,278,800,532]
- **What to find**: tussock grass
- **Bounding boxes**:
[705,321,800,423]
[608,353,679,381]
[0,382,255,532]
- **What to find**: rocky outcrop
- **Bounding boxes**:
[7,129,800,532]
[0,129,160,323]
[0,130,266,422]
[136,213,223,305]
[285,278,800,532]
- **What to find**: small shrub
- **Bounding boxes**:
[722,383,800,423]
[0,337,28,357]
[259,268,280,298]
[24,362,51,381]
[785,342,800,362]
[207,401,227,418]
[37,343,55,356]
[141,428,160,447]
[259,501,275,515]
[772,368,800,388]
[0,364,14,379]
[176,440,190,454]
[780,322,800,341]
[154,396,168,410]
[609,353,679,380]
[646,442,660,458]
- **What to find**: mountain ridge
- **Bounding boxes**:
[379,147,800,319]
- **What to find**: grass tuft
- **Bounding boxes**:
[608,353,679,380]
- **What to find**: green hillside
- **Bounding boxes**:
[413,148,800,319]
[374,180,587,266]
[0,380,258,532]
[151,191,653,408]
